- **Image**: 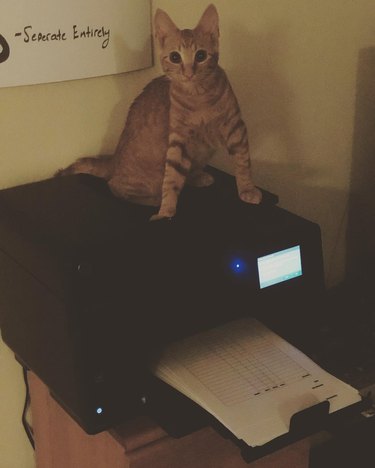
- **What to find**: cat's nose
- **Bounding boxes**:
[183,64,194,80]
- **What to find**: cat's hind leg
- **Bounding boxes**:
[187,170,215,187]
[185,143,215,187]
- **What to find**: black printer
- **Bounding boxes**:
[0,167,325,435]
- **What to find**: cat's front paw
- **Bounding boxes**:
[239,187,262,204]
[149,209,176,222]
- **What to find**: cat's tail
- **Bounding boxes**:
[55,155,115,181]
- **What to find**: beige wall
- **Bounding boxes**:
[1,1,374,466]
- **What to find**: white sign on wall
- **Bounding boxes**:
[0,0,152,88]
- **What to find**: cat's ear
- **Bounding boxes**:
[154,9,179,47]
[195,4,219,39]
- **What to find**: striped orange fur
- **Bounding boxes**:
[57,4,262,220]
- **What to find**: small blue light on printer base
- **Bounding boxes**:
[96,407,103,415]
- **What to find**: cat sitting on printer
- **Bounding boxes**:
[57,4,262,220]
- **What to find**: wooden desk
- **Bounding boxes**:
[29,372,310,468]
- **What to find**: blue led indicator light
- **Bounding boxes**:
[230,258,247,275]
[96,407,103,415]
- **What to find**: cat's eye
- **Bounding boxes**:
[195,50,207,63]
[169,51,182,64]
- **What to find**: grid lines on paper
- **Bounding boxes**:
[180,324,311,406]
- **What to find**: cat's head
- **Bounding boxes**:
[154,4,220,84]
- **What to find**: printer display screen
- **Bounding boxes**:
[257,245,303,289]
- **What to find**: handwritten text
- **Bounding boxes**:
[16,25,111,49]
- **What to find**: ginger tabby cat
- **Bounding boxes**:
[57,4,262,220]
